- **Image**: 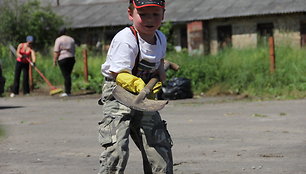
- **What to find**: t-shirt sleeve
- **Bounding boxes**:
[108,40,137,74]
[101,27,140,76]
[54,38,60,52]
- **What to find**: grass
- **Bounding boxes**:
[1,43,306,99]
[165,45,306,99]
[1,45,105,94]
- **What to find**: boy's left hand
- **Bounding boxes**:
[152,81,162,94]
[147,81,162,100]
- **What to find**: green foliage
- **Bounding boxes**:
[0,44,105,94]
[0,0,64,51]
[160,21,174,51]
[160,21,172,37]
[0,43,15,91]
[1,43,306,99]
[72,47,105,93]
[166,46,306,99]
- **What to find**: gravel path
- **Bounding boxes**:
[1,95,306,174]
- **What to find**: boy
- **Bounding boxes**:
[98,0,173,173]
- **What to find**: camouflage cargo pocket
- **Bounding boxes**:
[98,81,116,105]
[98,116,115,147]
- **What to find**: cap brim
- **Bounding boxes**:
[133,0,165,8]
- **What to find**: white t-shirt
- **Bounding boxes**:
[101,27,167,79]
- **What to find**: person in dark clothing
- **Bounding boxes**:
[0,61,5,96]
[53,28,76,97]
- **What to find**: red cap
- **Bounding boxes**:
[130,0,165,8]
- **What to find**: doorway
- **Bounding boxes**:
[217,25,232,50]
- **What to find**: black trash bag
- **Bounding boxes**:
[159,77,193,100]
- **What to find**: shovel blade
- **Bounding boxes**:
[112,85,168,112]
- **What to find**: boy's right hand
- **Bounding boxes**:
[116,72,145,93]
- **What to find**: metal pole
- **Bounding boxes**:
[83,49,88,82]
[268,36,276,73]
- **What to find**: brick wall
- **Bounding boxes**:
[185,13,306,55]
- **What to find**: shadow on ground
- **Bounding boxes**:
[0,106,24,110]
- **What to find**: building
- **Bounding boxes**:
[41,0,306,54]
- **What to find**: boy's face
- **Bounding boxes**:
[128,6,164,36]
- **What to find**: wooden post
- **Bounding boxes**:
[83,49,88,82]
[268,36,276,73]
[29,64,34,91]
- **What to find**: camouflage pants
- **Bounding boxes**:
[98,81,173,174]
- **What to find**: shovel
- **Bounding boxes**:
[112,77,168,112]
[112,60,179,112]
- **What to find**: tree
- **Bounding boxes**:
[160,21,174,51]
[0,0,64,51]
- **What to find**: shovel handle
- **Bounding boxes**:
[144,77,159,92]
[134,77,159,104]
[133,60,179,105]
[26,58,56,89]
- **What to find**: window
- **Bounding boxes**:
[180,25,188,49]
[301,21,306,47]
[257,23,274,45]
[217,25,232,49]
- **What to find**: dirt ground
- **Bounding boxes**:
[0,94,306,174]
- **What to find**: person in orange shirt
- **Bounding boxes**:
[10,36,36,97]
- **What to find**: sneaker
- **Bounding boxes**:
[10,93,15,98]
[59,93,69,97]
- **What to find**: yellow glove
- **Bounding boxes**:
[147,81,162,99]
[116,72,145,93]
[152,81,162,94]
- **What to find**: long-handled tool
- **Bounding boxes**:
[26,58,63,95]
[112,77,168,112]
[112,60,180,112]
[9,45,63,95]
